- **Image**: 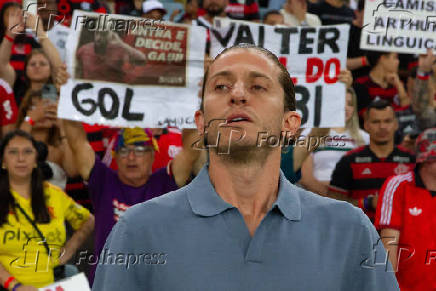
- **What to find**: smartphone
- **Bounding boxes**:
[41,83,58,102]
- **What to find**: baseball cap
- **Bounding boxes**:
[415,128,436,163]
[115,128,159,152]
[142,0,167,14]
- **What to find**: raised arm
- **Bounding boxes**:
[412,49,436,128]
[0,7,22,86]
[170,129,202,187]
[25,12,63,75]
[62,119,95,180]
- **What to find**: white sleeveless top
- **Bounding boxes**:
[47,161,67,190]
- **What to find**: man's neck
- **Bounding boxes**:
[419,166,436,192]
[203,12,226,25]
[369,67,388,88]
[369,141,394,158]
[118,175,149,188]
[208,150,281,237]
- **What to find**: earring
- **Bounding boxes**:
[2,164,6,170]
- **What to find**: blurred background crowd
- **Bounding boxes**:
[0,0,435,289]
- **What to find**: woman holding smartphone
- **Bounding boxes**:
[16,89,77,190]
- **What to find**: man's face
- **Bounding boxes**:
[364,107,398,145]
[203,0,228,16]
[381,53,399,73]
[115,145,154,186]
[264,13,284,26]
[423,160,436,175]
[144,9,165,20]
[196,48,299,161]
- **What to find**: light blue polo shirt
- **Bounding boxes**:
[93,166,399,291]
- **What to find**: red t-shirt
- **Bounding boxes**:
[376,171,436,291]
[0,79,18,126]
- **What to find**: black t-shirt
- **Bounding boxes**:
[347,24,370,80]
[308,1,354,25]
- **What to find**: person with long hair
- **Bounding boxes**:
[299,87,369,195]
[0,2,62,104]
[16,90,77,190]
[0,130,94,290]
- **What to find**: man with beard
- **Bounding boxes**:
[92,44,399,291]
[193,0,229,55]
[194,0,228,28]
[328,99,415,222]
[75,30,145,82]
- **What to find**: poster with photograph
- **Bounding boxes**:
[59,11,207,128]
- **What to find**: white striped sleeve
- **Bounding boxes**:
[378,172,413,226]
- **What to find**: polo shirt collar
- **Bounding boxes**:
[187,166,302,221]
[272,171,302,221]
[187,166,235,216]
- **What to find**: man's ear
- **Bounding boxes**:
[195,110,205,137]
[282,111,301,136]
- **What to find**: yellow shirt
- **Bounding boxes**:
[0,182,90,288]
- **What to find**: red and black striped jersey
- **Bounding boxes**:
[329,145,415,219]
[225,0,260,21]
[353,75,409,116]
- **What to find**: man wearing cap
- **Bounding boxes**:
[376,128,436,291]
[142,0,167,20]
[63,122,198,282]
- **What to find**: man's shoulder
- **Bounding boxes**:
[121,187,189,225]
[76,42,94,55]
[289,182,366,226]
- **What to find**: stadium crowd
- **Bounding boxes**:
[0,0,434,289]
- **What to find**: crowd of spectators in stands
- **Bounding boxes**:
[0,0,435,289]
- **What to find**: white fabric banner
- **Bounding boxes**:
[59,11,206,128]
[361,0,436,54]
[210,20,349,128]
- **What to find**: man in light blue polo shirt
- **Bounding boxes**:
[93,44,399,291]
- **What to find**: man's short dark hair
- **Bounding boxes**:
[200,44,296,112]
[263,10,282,23]
[364,99,394,119]
[365,51,391,68]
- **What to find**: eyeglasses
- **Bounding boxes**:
[117,146,152,157]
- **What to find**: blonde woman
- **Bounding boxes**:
[299,88,369,195]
